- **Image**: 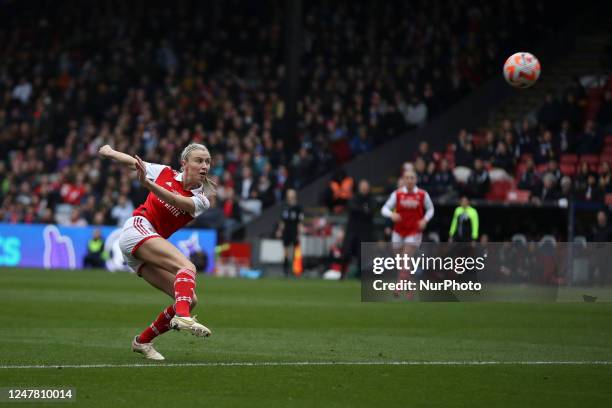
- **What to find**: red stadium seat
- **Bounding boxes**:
[560,163,576,176]
[587,87,604,100]
[602,145,612,155]
[330,139,352,164]
[579,154,599,165]
[605,135,612,146]
[536,163,548,174]
[600,155,612,165]
[515,162,528,177]
[507,189,531,203]
[560,154,578,165]
[606,193,612,206]
[486,180,515,201]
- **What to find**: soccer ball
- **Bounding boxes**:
[503,52,541,88]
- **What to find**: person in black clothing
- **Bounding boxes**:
[531,173,560,204]
[455,129,474,167]
[465,158,490,199]
[341,179,376,277]
[83,229,106,268]
[590,211,612,286]
[537,93,562,131]
[430,158,457,200]
[492,141,515,173]
[518,158,539,192]
[590,211,612,242]
[597,91,612,128]
[276,189,304,277]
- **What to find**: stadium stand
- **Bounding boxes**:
[0,0,593,244]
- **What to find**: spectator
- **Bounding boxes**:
[574,161,593,194]
[559,176,575,200]
[12,78,33,104]
[534,130,557,164]
[68,208,88,226]
[401,96,428,128]
[560,92,583,130]
[597,91,612,128]
[576,120,602,155]
[465,158,490,199]
[532,173,560,203]
[557,120,575,154]
[415,141,433,163]
[221,187,242,242]
[580,174,604,202]
[236,166,257,201]
[455,129,474,167]
[111,195,135,226]
[492,141,514,173]
[546,160,562,184]
[256,175,276,209]
[430,158,457,200]
[518,158,539,192]
[349,127,372,155]
[590,210,611,286]
[414,157,429,187]
[591,211,612,241]
[537,93,562,131]
[478,130,496,162]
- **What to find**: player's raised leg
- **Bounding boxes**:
[134,237,211,337]
[131,263,203,359]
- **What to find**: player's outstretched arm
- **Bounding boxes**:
[99,145,137,169]
[134,155,197,215]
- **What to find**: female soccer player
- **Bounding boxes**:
[381,169,434,246]
[99,143,215,360]
[381,169,434,298]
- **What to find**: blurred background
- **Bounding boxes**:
[1,0,611,282]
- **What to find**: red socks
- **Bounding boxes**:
[137,305,175,344]
[137,268,196,344]
[174,268,196,317]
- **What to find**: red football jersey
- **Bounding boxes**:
[132,163,209,238]
[382,186,434,237]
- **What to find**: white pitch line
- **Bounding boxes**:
[0,361,611,369]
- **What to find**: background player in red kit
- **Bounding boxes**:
[381,169,434,296]
[381,170,434,246]
[99,143,215,360]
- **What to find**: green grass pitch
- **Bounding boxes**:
[0,268,611,407]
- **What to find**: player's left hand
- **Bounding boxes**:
[134,155,148,185]
[418,219,427,231]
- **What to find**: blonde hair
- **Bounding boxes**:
[180,143,217,192]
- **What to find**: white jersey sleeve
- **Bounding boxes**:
[190,192,211,217]
[423,190,434,222]
[381,191,397,218]
[145,162,168,181]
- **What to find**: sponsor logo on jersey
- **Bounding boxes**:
[399,198,420,208]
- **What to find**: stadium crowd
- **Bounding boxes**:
[0,0,574,240]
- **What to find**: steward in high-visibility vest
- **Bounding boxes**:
[449,196,479,242]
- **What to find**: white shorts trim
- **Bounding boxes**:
[391,231,422,246]
[118,216,161,274]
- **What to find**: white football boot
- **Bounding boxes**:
[169,315,212,337]
[131,336,165,360]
